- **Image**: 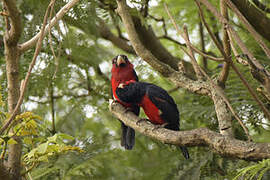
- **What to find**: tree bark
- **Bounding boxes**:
[4,43,21,180]
[3,0,22,178]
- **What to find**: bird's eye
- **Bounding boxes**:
[123,55,128,61]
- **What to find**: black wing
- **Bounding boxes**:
[116,82,147,104]
[146,84,180,131]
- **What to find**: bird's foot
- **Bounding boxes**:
[152,123,168,132]
[136,118,148,125]
[109,99,118,111]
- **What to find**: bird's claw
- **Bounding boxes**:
[109,99,118,110]
[136,118,148,125]
[152,123,168,132]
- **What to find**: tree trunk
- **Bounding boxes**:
[4,37,22,180]
[2,0,22,178]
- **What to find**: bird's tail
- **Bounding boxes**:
[121,123,135,150]
[179,146,190,159]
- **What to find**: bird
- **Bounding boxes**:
[111,55,140,150]
[116,80,190,159]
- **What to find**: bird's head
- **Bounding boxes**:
[111,55,135,81]
[112,55,132,68]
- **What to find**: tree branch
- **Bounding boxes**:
[98,20,136,54]
[218,0,231,88]
[164,3,203,79]
[109,101,270,161]
[19,0,80,52]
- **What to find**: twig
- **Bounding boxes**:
[141,0,150,17]
[149,14,168,35]
[197,0,267,73]
[227,36,249,66]
[187,41,250,140]
[195,1,225,55]
[198,13,207,69]
[164,4,203,79]
[218,0,231,88]
[189,44,225,62]
[184,31,247,139]
[159,35,186,47]
[168,86,180,93]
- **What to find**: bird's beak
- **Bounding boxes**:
[117,56,126,66]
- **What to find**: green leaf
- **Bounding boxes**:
[7,138,17,145]
[37,142,48,154]
[23,137,33,145]
[47,134,58,142]
[58,133,75,140]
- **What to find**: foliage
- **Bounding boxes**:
[0,110,83,176]
[233,159,270,180]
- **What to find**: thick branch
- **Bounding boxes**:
[19,0,80,52]
[116,0,174,76]
[110,101,270,161]
[2,0,22,45]
[116,1,183,71]
[230,0,270,42]
[98,20,136,54]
